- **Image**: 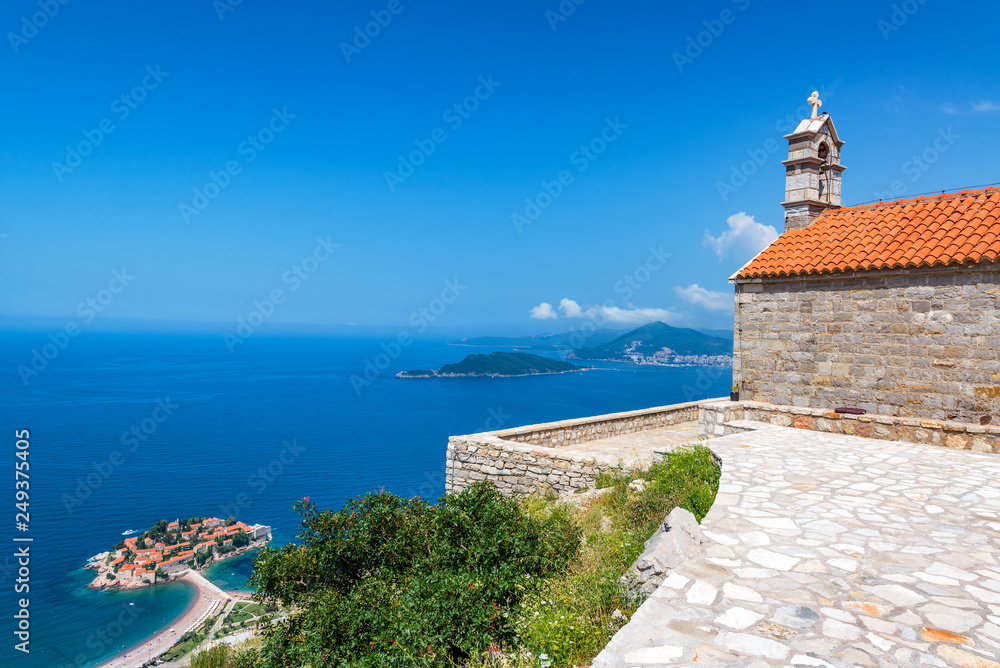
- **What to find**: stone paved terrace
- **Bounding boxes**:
[554,421,706,469]
[592,422,1000,668]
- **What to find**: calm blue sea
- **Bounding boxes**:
[0,331,731,667]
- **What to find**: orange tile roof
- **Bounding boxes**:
[737,188,1000,279]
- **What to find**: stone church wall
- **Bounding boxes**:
[733,266,1000,424]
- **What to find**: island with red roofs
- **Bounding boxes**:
[85,516,271,590]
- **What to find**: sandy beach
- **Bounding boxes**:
[96,570,234,668]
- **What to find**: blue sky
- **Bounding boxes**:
[1,0,998,336]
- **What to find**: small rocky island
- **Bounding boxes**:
[397,352,585,378]
[86,516,271,590]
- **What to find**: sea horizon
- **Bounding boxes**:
[1,329,731,667]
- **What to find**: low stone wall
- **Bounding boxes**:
[446,435,604,495]
[495,401,704,448]
[701,399,1000,452]
[446,400,715,495]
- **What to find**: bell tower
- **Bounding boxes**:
[781,91,846,232]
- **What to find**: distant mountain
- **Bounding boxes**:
[568,322,731,362]
[397,352,585,378]
[451,328,625,351]
[694,328,733,342]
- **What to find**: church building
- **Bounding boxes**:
[731,93,1000,425]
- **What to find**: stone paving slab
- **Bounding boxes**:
[592,424,1000,668]
[557,421,707,468]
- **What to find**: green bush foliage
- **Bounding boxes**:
[240,481,581,667]
[519,445,720,667]
[191,644,233,668]
[596,444,720,521]
[221,446,719,668]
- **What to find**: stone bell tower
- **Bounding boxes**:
[781,92,846,232]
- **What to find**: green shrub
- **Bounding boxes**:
[242,482,581,668]
[190,644,232,668]
[518,445,720,667]
[647,445,720,521]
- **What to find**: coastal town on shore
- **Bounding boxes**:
[569,342,733,368]
[624,347,733,367]
[87,516,271,590]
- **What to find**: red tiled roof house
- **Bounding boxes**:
[731,107,999,424]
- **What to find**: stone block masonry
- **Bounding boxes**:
[446,390,1000,499]
[734,265,1000,425]
[701,399,1000,453]
[446,401,706,495]
[446,435,600,495]
[496,402,701,448]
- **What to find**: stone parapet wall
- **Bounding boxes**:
[494,401,704,448]
[447,394,1000,498]
[446,400,717,495]
[701,399,1000,453]
[733,266,1000,425]
[446,435,605,495]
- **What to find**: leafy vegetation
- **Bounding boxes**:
[238,483,579,667]
[398,368,436,377]
[517,445,720,667]
[202,446,720,668]
[191,645,234,668]
[158,608,226,663]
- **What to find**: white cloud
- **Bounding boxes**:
[674,284,731,311]
[559,298,583,318]
[972,100,1000,112]
[558,298,680,326]
[942,104,959,114]
[529,302,558,320]
[703,212,779,261]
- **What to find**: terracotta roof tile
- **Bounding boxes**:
[737,188,1000,279]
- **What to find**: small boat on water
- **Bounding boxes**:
[122,529,139,536]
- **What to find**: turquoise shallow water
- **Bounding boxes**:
[0,331,731,667]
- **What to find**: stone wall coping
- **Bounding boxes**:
[448,434,606,466]
[717,400,998,437]
[477,398,724,441]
